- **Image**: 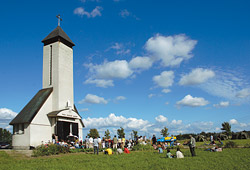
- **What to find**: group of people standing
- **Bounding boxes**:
[85,135,132,155]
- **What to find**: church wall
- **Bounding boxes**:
[43,41,74,111]
[30,93,53,147]
[77,119,83,141]
[12,123,30,150]
[42,44,51,88]
[57,42,74,110]
[29,124,52,146]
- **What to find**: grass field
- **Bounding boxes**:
[1,147,250,170]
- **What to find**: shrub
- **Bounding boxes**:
[224,141,238,148]
[33,144,70,157]
[85,148,94,152]
[132,144,154,151]
[243,143,250,148]
[69,148,84,153]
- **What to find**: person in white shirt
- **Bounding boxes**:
[93,137,99,155]
[176,148,184,158]
[89,136,93,148]
[85,136,89,148]
[98,136,102,149]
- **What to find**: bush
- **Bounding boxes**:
[69,148,84,153]
[132,144,154,151]
[224,141,238,148]
[243,143,250,148]
[33,144,70,157]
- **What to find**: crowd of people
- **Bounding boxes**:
[50,133,223,157]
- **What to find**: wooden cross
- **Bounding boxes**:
[56,14,62,26]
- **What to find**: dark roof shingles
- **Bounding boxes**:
[9,88,53,125]
[42,26,75,47]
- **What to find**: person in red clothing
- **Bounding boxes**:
[124,147,130,154]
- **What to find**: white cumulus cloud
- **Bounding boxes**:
[84,78,114,88]
[155,115,168,122]
[162,89,171,93]
[115,96,126,101]
[74,6,103,18]
[86,60,133,79]
[170,119,182,125]
[79,94,108,104]
[129,56,153,70]
[229,119,238,125]
[179,68,215,85]
[177,94,209,107]
[153,71,174,88]
[83,113,151,130]
[0,108,17,119]
[145,34,197,67]
[213,101,229,108]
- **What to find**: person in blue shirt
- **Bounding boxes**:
[170,135,174,147]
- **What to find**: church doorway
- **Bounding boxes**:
[56,121,78,141]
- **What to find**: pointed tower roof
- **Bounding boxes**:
[42,26,75,48]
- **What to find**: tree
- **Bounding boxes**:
[0,128,12,143]
[221,122,232,136]
[87,128,99,138]
[104,129,111,139]
[117,127,125,138]
[132,130,138,140]
[160,127,169,137]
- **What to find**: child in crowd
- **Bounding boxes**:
[158,145,163,154]
[176,148,184,158]
[124,147,130,154]
[104,148,113,155]
[166,149,173,158]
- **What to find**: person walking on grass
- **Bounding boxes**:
[94,136,99,155]
[189,135,196,157]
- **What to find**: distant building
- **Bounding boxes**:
[10,25,84,149]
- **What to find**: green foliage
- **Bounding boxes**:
[160,126,169,137]
[132,144,154,151]
[84,148,94,152]
[132,130,138,140]
[87,128,99,138]
[33,144,70,157]
[69,148,84,153]
[0,128,12,143]
[221,122,232,136]
[224,141,238,148]
[243,143,250,148]
[104,129,111,139]
[117,127,125,138]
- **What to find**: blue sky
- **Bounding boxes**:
[1,0,250,138]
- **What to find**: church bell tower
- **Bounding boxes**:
[41,24,75,111]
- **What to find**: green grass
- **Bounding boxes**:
[1,148,250,170]
[191,139,250,147]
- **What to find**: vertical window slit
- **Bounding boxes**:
[50,45,52,85]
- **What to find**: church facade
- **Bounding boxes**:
[10,26,84,149]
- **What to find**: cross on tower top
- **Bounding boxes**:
[56,14,62,26]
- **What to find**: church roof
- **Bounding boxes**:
[9,88,53,125]
[42,26,75,48]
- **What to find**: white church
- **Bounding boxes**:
[10,22,84,149]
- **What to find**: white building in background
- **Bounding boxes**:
[10,25,84,149]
